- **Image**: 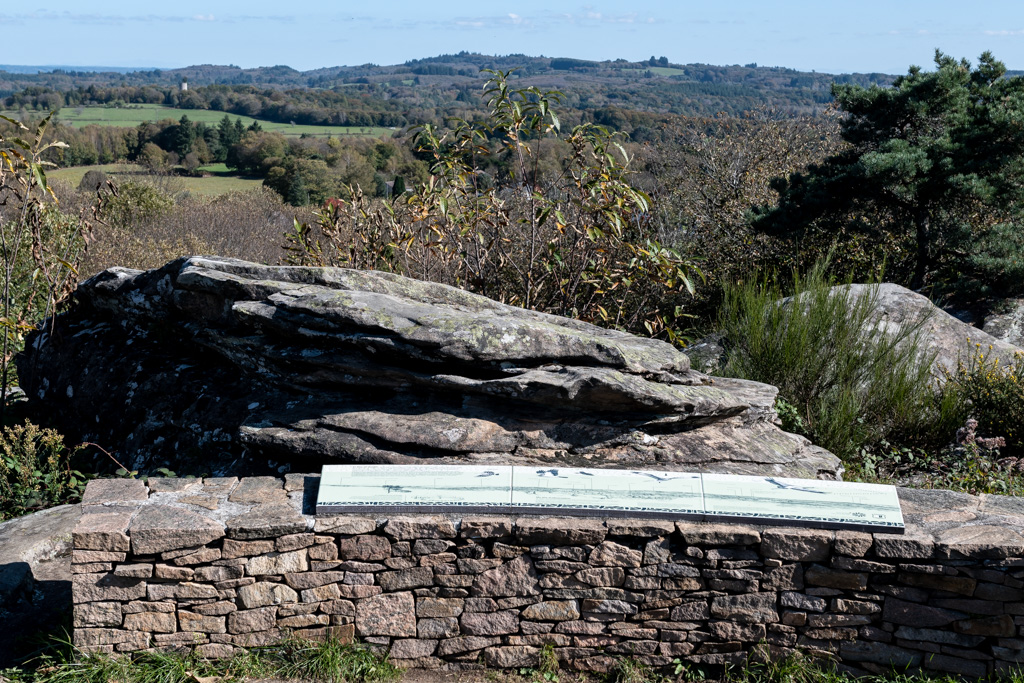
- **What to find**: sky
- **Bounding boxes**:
[5,1,1024,75]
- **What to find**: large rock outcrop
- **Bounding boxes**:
[18,257,840,479]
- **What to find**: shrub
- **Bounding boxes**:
[97,180,173,231]
[0,421,84,520]
[285,69,700,341]
[0,114,92,413]
[940,347,1024,457]
[717,264,944,462]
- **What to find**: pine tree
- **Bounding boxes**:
[753,50,1024,293]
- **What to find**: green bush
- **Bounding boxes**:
[941,347,1024,456]
[98,180,173,231]
[0,421,84,520]
[717,264,945,462]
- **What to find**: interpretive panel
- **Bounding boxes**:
[510,467,704,519]
[315,465,904,532]
[317,464,512,514]
[701,473,904,531]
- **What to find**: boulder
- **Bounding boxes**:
[983,299,1024,350]
[18,256,840,479]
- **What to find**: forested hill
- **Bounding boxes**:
[0,52,897,118]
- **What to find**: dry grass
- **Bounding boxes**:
[43,181,312,276]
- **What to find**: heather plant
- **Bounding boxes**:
[717,263,944,462]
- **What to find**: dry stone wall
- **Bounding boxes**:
[73,476,1024,677]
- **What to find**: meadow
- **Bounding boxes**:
[47,163,263,196]
[1,103,391,138]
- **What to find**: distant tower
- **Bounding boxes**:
[180,77,188,92]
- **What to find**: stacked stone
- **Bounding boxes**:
[73,477,1024,677]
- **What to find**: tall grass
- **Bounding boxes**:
[717,264,954,462]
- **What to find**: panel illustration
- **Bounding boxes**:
[316,464,513,514]
[701,473,905,531]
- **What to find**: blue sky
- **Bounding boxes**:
[5,1,1024,74]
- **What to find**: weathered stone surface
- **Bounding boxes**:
[226,505,307,540]
[419,617,460,639]
[710,593,779,624]
[678,523,760,546]
[245,549,308,576]
[356,592,416,637]
[761,529,832,561]
[934,525,1024,559]
[237,581,299,609]
[81,479,148,505]
[606,520,675,538]
[873,532,934,559]
[74,509,136,552]
[146,582,218,601]
[314,516,377,534]
[833,531,873,557]
[485,646,540,668]
[385,517,457,541]
[72,574,145,603]
[589,541,642,568]
[390,638,438,659]
[522,601,580,621]
[472,555,540,597]
[129,505,224,554]
[461,610,520,636]
[23,257,841,479]
[416,598,464,618]
[338,535,391,561]
[113,564,152,579]
[516,518,606,546]
[882,598,963,628]
[74,602,122,628]
[178,611,227,634]
[379,567,435,591]
[228,607,278,634]
[124,611,176,633]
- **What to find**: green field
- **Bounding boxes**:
[625,67,689,77]
[47,163,264,196]
[2,103,391,138]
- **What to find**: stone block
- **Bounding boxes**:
[419,617,459,639]
[955,614,1016,637]
[606,520,675,538]
[484,645,539,668]
[379,566,435,591]
[238,581,299,609]
[882,598,964,628]
[761,529,832,561]
[245,549,309,576]
[805,564,868,591]
[153,564,193,580]
[73,602,122,628]
[81,478,148,505]
[283,571,345,590]
[873,533,934,560]
[222,539,274,559]
[356,591,416,637]
[710,593,779,624]
[589,541,642,568]
[384,516,457,540]
[677,523,760,546]
[338,535,391,561]
[227,476,287,504]
[390,638,439,659]
[226,504,307,540]
[74,509,137,551]
[515,518,605,546]
[522,600,580,621]
[472,555,540,597]
[436,636,500,656]
[276,533,315,552]
[146,582,219,601]
[313,516,377,534]
[228,606,278,634]
[898,571,976,596]
[460,610,520,636]
[129,505,224,554]
[124,611,177,633]
[179,611,227,634]
[416,597,465,618]
[73,573,146,603]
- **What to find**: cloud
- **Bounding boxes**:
[985,29,1024,36]
[193,14,215,22]
[448,9,657,31]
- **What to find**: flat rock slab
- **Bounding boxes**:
[18,256,842,480]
